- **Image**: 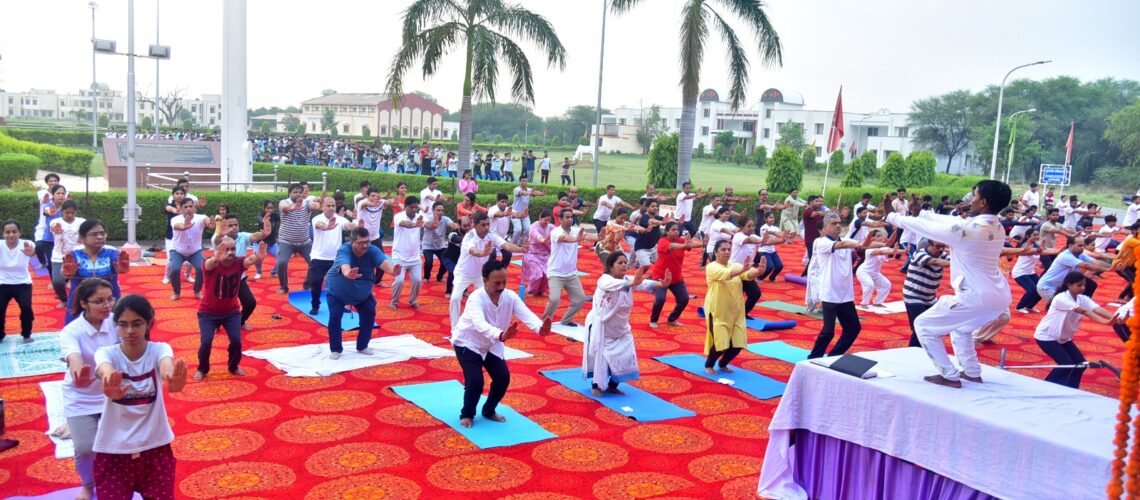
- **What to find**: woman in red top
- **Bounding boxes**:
[456,192,488,219]
[650,221,703,328]
[390,182,408,228]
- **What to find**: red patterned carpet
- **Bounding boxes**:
[1,241,1127,499]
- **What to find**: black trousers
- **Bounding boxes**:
[810,301,861,358]
[1036,339,1086,389]
[305,259,336,311]
[371,240,386,284]
[650,281,690,323]
[0,283,34,339]
[905,301,932,347]
[540,170,550,184]
[35,241,53,278]
[455,345,510,420]
[742,279,762,316]
[239,279,256,325]
[423,248,447,280]
[1118,266,1136,301]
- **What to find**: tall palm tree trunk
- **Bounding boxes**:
[458,38,475,174]
[677,93,698,187]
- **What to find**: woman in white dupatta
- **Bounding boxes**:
[583,251,670,396]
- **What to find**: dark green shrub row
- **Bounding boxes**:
[0,132,94,175]
[1,128,95,147]
[0,153,43,187]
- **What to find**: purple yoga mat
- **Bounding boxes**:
[783,273,806,285]
[31,255,51,277]
[7,487,141,500]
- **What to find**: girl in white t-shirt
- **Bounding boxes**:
[93,294,187,500]
[0,219,36,342]
[856,242,905,308]
[59,278,118,500]
[1033,271,1113,388]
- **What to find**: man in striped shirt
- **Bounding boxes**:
[276,183,323,294]
[903,238,949,347]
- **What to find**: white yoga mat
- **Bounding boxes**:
[857,300,909,315]
[549,323,587,342]
[39,381,73,459]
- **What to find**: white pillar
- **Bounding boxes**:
[221,0,250,190]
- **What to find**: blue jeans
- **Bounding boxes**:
[1035,339,1085,388]
[754,251,784,281]
[327,292,376,353]
[255,243,277,275]
[168,250,204,295]
[197,311,242,374]
[1014,274,1041,310]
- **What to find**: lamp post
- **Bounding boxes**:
[92,0,170,259]
[154,0,161,136]
[592,0,607,188]
[1003,108,1036,184]
[988,60,1051,180]
[524,117,535,146]
[89,1,98,148]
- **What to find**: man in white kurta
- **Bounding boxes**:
[452,260,550,427]
[884,180,1013,388]
[449,212,527,327]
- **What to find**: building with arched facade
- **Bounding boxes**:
[299,92,458,139]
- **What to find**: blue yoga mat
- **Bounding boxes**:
[288,290,374,330]
[696,307,797,332]
[540,367,696,422]
[31,255,50,277]
[746,340,810,364]
[653,354,786,400]
[391,379,556,449]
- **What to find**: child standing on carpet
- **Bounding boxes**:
[452,259,551,428]
[93,294,187,500]
[60,278,118,500]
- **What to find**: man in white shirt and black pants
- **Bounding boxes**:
[808,212,877,359]
[306,198,356,315]
[885,180,1013,388]
[451,259,551,428]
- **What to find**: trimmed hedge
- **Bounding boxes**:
[0,131,94,175]
[1,128,95,147]
[0,153,43,187]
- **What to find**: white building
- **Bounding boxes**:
[0,86,221,129]
[592,87,976,174]
[300,92,459,139]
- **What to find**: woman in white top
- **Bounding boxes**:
[59,278,118,500]
[0,220,36,343]
[50,200,85,307]
[705,206,738,262]
[856,232,904,308]
[1033,271,1113,388]
[754,211,790,282]
[93,294,187,500]
[583,252,668,396]
[730,217,767,317]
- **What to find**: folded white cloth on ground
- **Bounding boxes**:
[39,381,74,459]
[549,323,587,342]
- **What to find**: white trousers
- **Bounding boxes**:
[972,310,1011,343]
[390,260,423,307]
[913,296,1004,381]
[449,273,484,327]
[856,269,891,306]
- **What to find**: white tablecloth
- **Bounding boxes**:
[757,347,1116,500]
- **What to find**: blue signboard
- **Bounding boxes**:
[1039,164,1070,185]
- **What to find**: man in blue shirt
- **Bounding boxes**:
[1036,236,1111,304]
[325,227,401,359]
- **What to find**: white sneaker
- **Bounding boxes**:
[253,273,262,281]
[329,352,341,360]
[358,348,375,356]
[161,277,170,284]
[1016,308,1030,314]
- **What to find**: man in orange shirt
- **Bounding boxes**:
[1113,222,1140,301]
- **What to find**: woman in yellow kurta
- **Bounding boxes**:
[703,239,763,374]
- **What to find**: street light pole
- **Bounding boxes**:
[1003,108,1036,184]
[592,0,607,188]
[988,60,1051,180]
[90,1,98,149]
[154,0,160,136]
[124,0,140,255]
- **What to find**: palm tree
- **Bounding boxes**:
[386,0,567,172]
[611,0,782,187]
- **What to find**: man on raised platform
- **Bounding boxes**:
[885,180,1012,388]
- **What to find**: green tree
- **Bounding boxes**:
[1106,100,1140,166]
[320,107,338,133]
[732,146,745,165]
[860,150,878,178]
[451,130,458,141]
[362,125,371,138]
[493,134,503,144]
[765,145,802,193]
[714,130,735,152]
[394,129,403,140]
[281,114,301,134]
[751,144,767,168]
[841,157,864,187]
[646,132,679,188]
[612,0,782,187]
[713,143,727,162]
[904,150,937,187]
[140,116,154,130]
[636,104,664,154]
[259,122,272,135]
[776,121,805,151]
[801,148,817,172]
[878,152,907,189]
[98,115,110,128]
[386,0,567,172]
[827,149,845,176]
[550,135,561,146]
[474,132,484,142]
[694,142,706,159]
[910,90,982,173]
[512,133,521,143]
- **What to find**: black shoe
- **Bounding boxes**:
[309,307,319,315]
[562,321,579,327]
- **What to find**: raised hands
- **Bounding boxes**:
[500,320,520,342]
[102,370,128,399]
[164,359,188,392]
[660,269,673,288]
[51,221,63,235]
[71,364,94,388]
[538,316,553,336]
[631,264,649,287]
[115,251,131,274]
[390,264,402,276]
[345,267,362,279]
[21,240,35,257]
[62,253,78,279]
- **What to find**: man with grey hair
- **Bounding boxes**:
[808,212,881,359]
[903,238,950,347]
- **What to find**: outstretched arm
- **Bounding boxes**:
[884,212,964,247]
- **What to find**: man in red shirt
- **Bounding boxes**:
[800,195,826,276]
[195,237,265,380]
[420,142,432,175]
[650,221,702,328]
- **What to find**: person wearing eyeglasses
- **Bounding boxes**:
[61,220,131,324]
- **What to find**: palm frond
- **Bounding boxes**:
[678,0,709,98]
[400,0,466,44]
[420,22,464,77]
[609,0,647,14]
[385,34,431,105]
[482,5,567,70]
[488,31,536,104]
[469,25,500,103]
[706,7,749,110]
[714,0,782,67]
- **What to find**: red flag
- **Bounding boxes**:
[827,86,845,153]
[1064,121,1074,165]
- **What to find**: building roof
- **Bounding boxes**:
[759,88,804,106]
[302,92,445,114]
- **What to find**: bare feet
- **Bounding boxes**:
[649,322,659,328]
[169,293,180,301]
[22,336,34,344]
[193,371,205,381]
[75,485,93,500]
[704,367,717,375]
[719,365,735,373]
[460,417,474,428]
[605,386,625,395]
[276,288,288,295]
[484,413,507,423]
[961,374,983,383]
[388,303,398,310]
[923,374,962,388]
[358,348,375,355]
[668,321,684,327]
[329,352,341,360]
[229,367,247,376]
[591,387,605,397]
[194,292,203,299]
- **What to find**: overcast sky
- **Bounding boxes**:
[2,0,1138,117]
